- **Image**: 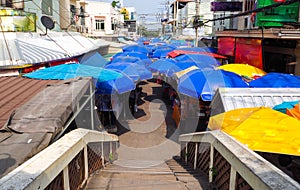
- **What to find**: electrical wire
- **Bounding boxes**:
[203,0,299,26]
[0,17,13,64]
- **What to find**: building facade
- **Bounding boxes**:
[213,0,300,75]
[85,1,124,36]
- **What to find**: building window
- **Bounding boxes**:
[95,19,105,30]
[42,0,53,16]
[1,0,24,9]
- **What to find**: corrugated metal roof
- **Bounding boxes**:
[0,32,110,68]
[0,76,60,128]
[210,88,300,116]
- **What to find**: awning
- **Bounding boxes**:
[0,32,110,68]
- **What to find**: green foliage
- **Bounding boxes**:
[111,1,119,8]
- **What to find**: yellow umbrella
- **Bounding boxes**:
[208,107,300,156]
[218,63,266,79]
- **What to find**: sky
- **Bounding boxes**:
[123,0,164,16]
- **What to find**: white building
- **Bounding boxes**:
[85,1,124,36]
[180,1,214,37]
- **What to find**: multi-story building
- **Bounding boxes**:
[85,1,124,36]
[212,0,300,75]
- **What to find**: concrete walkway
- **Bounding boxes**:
[85,80,209,189]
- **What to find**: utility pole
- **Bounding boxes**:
[195,0,200,47]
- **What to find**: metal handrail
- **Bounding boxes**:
[0,128,118,190]
[179,130,300,190]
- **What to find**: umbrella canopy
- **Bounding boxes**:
[122,44,149,54]
[273,100,300,114]
[112,52,152,66]
[176,47,206,52]
[148,58,179,74]
[109,56,142,64]
[287,104,300,120]
[152,48,175,59]
[78,51,107,67]
[174,54,220,67]
[105,62,152,81]
[218,64,266,79]
[178,69,248,101]
[23,63,135,94]
[208,107,300,156]
[79,52,108,67]
[168,50,227,59]
[249,72,300,88]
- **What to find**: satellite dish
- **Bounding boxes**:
[40,15,55,36]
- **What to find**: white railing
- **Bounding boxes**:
[179,130,300,190]
[0,128,118,190]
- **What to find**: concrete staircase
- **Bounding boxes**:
[85,157,209,190]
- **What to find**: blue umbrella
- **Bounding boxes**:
[79,51,107,67]
[105,62,152,81]
[112,52,152,66]
[148,58,179,75]
[110,56,142,64]
[249,72,300,88]
[174,54,220,67]
[152,48,174,59]
[167,57,219,76]
[23,63,135,94]
[122,44,149,54]
[178,69,249,101]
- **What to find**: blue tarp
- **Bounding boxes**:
[78,51,107,67]
[23,63,135,94]
[178,69,248,101]
[249,72,300,88]
[105,62,152,81]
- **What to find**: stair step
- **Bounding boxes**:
[93,172,177,180]
[86,177,187,190]
[102,169,174,175]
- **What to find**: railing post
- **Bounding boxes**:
[229,167,237,190]
[194,143,198,170]
[90,81,94,130]
[110,141,113,162]
[63,166,70,190]
[209,144,214,183]
[101,142,105,167]
[84,145,89,179]
[185,142,188,163]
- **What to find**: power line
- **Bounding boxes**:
[203,0,299,25]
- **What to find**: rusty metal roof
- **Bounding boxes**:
[0,76,60,129]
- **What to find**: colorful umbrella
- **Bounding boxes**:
[79,51,107,67]
[111,52,152,66]
[105,62,152,81]
[218,64,266,79]
[208,107,300,156]
[177,69,248,101]
[148,58,178,74]
[174,54,220,67]
[122,44,149,54]
[287,104,300,120]
[249,72,300,88]
[273,100,300,114]
[23,63,135,94]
